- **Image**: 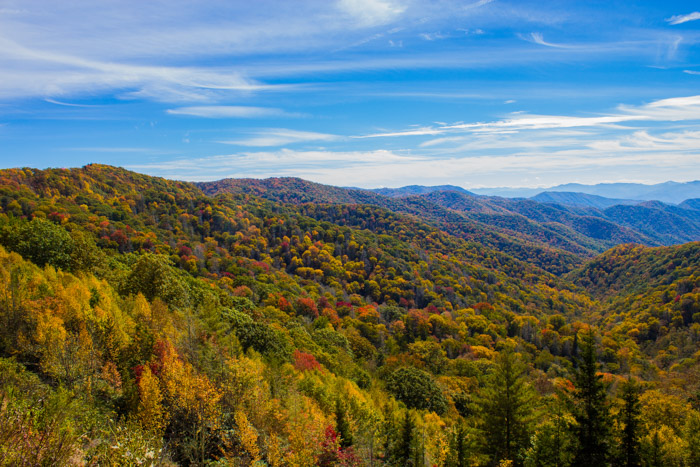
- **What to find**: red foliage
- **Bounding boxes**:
[473,302,494,311]
[295,297,319,318]
[318,426,362,467]
[277,295,293,313]
[293,350,321,372]
[178,245,193,256]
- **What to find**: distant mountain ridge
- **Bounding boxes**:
[369,185,475,198]
[198,177,700,274]
[531,191,638,209]
[470,180,700,204]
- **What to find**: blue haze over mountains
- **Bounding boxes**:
[466,180,700,205]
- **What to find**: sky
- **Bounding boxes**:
[1,0,700,189]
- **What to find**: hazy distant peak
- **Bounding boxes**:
[369,185,475,198]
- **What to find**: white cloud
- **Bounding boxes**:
[125,141,700,188]
[360,94,700,140]
[219,129,340,147]
[337,0,406,27]
[166,106,296,118]
[0,36,276,102]
[666,12,700,25]
[523,32,571,48]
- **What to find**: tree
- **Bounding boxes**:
[571,329,610,467]
[1,218,74,270]
[616,378,642,467]
[123,254,190,308]
[684,411,700,467]
[395,410,416,466]
[447,421,475,467]
[386,367,447,414]
[524,394,575,467]
[479,348,536,466]
[335,398,353,448]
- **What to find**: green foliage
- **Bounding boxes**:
[0,166,698,466]
[478,349,536,466]
[1,218,74,270]
[616,378,642,467]
[386,367,448,414]
[122,253,190,307]
[236,322,293,361]
[571,329,611,467]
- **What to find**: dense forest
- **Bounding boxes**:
[0,164,699,466]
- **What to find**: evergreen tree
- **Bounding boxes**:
[617,377,642,467]
[395,410,416,466]
[684,411,700,467]
[448,421,473,467]
[524,394,575,467]
[571,329,610,467]
[479,348,536,466]
[335,398,353,448]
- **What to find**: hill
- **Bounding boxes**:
[568,242,700,366]
[201,179,700,267]
[0,165,699,465]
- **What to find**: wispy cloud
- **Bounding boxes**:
[338,0,407,27]
[166,106,298,118]
[359,94,700,139]
[219,129,340,147]
[0,36,276,102]
[126,148,418,182]
[45,98,100,107]
[523,32,572,48]
[125,140,700,188]
[666,12,700,25]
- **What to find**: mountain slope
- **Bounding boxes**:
[472,180,700,203]
[0,165,699,465]
[531,191,637,209]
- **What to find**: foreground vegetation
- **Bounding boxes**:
[0,165,699,466]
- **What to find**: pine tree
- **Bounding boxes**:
[335,398,353,448]
[448,422,472,467]
[524,394,575,467]
[571,328,610,467]
[479,348,536,466]
[394,410,416,466]
[617,377,642,467]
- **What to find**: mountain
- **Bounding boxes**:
[568,242,700,362]
[680,198,700,211]
[0,165,699,465]
[200,178,700,274]
[368,184,475,198]
[471,180,700,204]
[531,191,637,209]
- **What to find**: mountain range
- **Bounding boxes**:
[199,177,700,274]
[1,165,699,465]
[468,180,700,204]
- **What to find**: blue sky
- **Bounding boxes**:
[1,0,700,188]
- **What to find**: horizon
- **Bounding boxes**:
[7,163,700,195]
[2,1,700,188]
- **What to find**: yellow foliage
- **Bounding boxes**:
[137,365,168,434]
[423,412,449,467]
[283,393,328,467]
[235,410,260,462]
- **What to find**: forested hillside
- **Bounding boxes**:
[0,165,699,466]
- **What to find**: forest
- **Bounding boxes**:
[0,164,699,466]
